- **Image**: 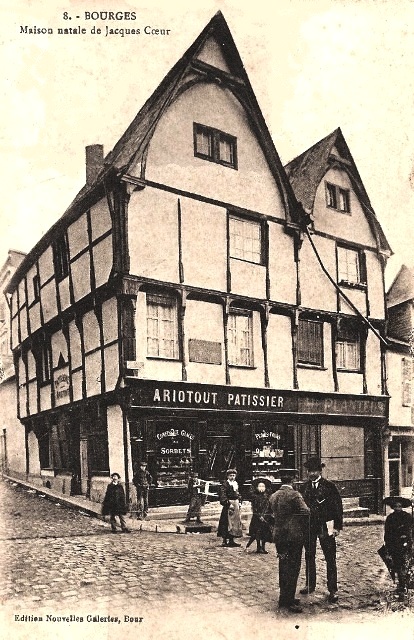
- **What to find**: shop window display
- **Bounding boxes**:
[156,426,195,487]
[252,429,284,482]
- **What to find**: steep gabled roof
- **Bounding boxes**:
[8,12,301,293]
[285,128,392,255]
[69,11,299,218]
[387,264,414,308]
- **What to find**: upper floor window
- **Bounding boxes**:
[229,215,262,264]
[194,123,237,169]
[337,246,366,286]
[33,274,40,302]
[146,293,179,360]
[52,236,69,282]
[33,337,51,383]
[336,320,361,371]
[298,318,324,367]
[228,309,253,367]
[326,182,351,213]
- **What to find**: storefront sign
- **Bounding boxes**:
[130,380,387,418]
[54,374,70,399]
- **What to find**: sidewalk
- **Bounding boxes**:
[2,474,385,534]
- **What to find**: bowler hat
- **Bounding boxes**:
[304,457,325,472]
[383,496,412,509]
[226,468,237,476]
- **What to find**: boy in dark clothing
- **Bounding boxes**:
[102,473,130,533]
[132,461,153,520]
[246,478,273,554]
[384,497,413,600]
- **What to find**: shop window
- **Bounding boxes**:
[193,123,237,169]
[229,215,262,264]
[336,320,361,371]
[33,274,40,302]
[326,182,351,213]
[252,426,285,482]
[146,293,179,360]
[37,425,51,469]
[337,245,366,286]
[228,309,253,367]
[298,318,323,367]
[50,423,70,470]
[156,423,194,487]
[52,235,70,282]
[297,424,320,478]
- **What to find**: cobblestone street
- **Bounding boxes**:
[0,479,413,640]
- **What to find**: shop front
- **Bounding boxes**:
[125,379,387,510]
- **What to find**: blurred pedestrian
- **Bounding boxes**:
[132,460,153,520]
[185,471,206,523]
[246,477,273,554]
[270,468,310,613]
[217,469,243,547]
[383,496,413,600]
[102,473,130,534]
[300,457,343,603]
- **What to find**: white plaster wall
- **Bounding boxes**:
[365,331,383,396]
[38,246,54,284]
[41,280,58,324]
[267,313,294,389]
[143,82,286,218]
[68,321,82,370]
[0,379,26,476]
[85,351,102,397]
[40,385,51,412]
[27,430,41,475]
[58,277,71,312]
[104,343,119,391]
[72,252,91,302]
[185,299,226,384]
[338,288,367,316]
[93,235,113,288]
[366,251,386,320]
[337,371,363,394]
[107,405,126,477]
[29,303,41,334]
[230,259,266,299]
[300,235,337,311]
[128,188,180,283]
[102,297,118,344]
[90,199,112,241]
[72,370,83,402]
[28,381,37,415]
[180,197,227,291]
[268,223,296,304]
[68,214,88,259]
[387,350,413,426]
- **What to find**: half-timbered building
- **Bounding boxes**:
[6,13,391,511]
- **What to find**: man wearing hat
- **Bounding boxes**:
[217,469,243,547]
[269,468,310,613]
[300,457,343,603]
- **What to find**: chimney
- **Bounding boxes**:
[85,144,104,185]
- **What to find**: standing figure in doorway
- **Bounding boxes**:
[246,477,274,554]
[102,473,130,534]
[132,461,153,520]
[300,457,343,603]
[270,468,310,613]
[217,469,243,547]
[383,496,413,601]
[185,471,206,524]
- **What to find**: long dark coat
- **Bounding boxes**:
[102,482,128,516]
[302,477,343,535]
[217,480,241,538]
[384,510,413,571]
[248,491,274,542]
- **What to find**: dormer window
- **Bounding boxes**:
[326,182,350,213]
[194,123,237,169]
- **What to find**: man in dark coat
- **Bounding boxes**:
[132,461,153,520]
[269,468,310,613]
[217,469,243,547]
[102,473,130,533]
[300,457,343,603]
[384,496,413,600]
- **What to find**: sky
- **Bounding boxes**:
[1,0,413,289]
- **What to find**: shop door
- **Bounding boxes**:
[389,460,400,496]
[205,435,236,481]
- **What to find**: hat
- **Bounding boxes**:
[111,472,121,479]
[226,469,237,476]
[139,460,148,465]
[252,477,272,491]
[304,457,325,472]
[383,496,412,509]
[277,468,298,478]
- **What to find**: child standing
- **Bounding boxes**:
[246,477,273,554]
[383,496,413,600]
[185,471,206,524]
[102,473,130,534]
